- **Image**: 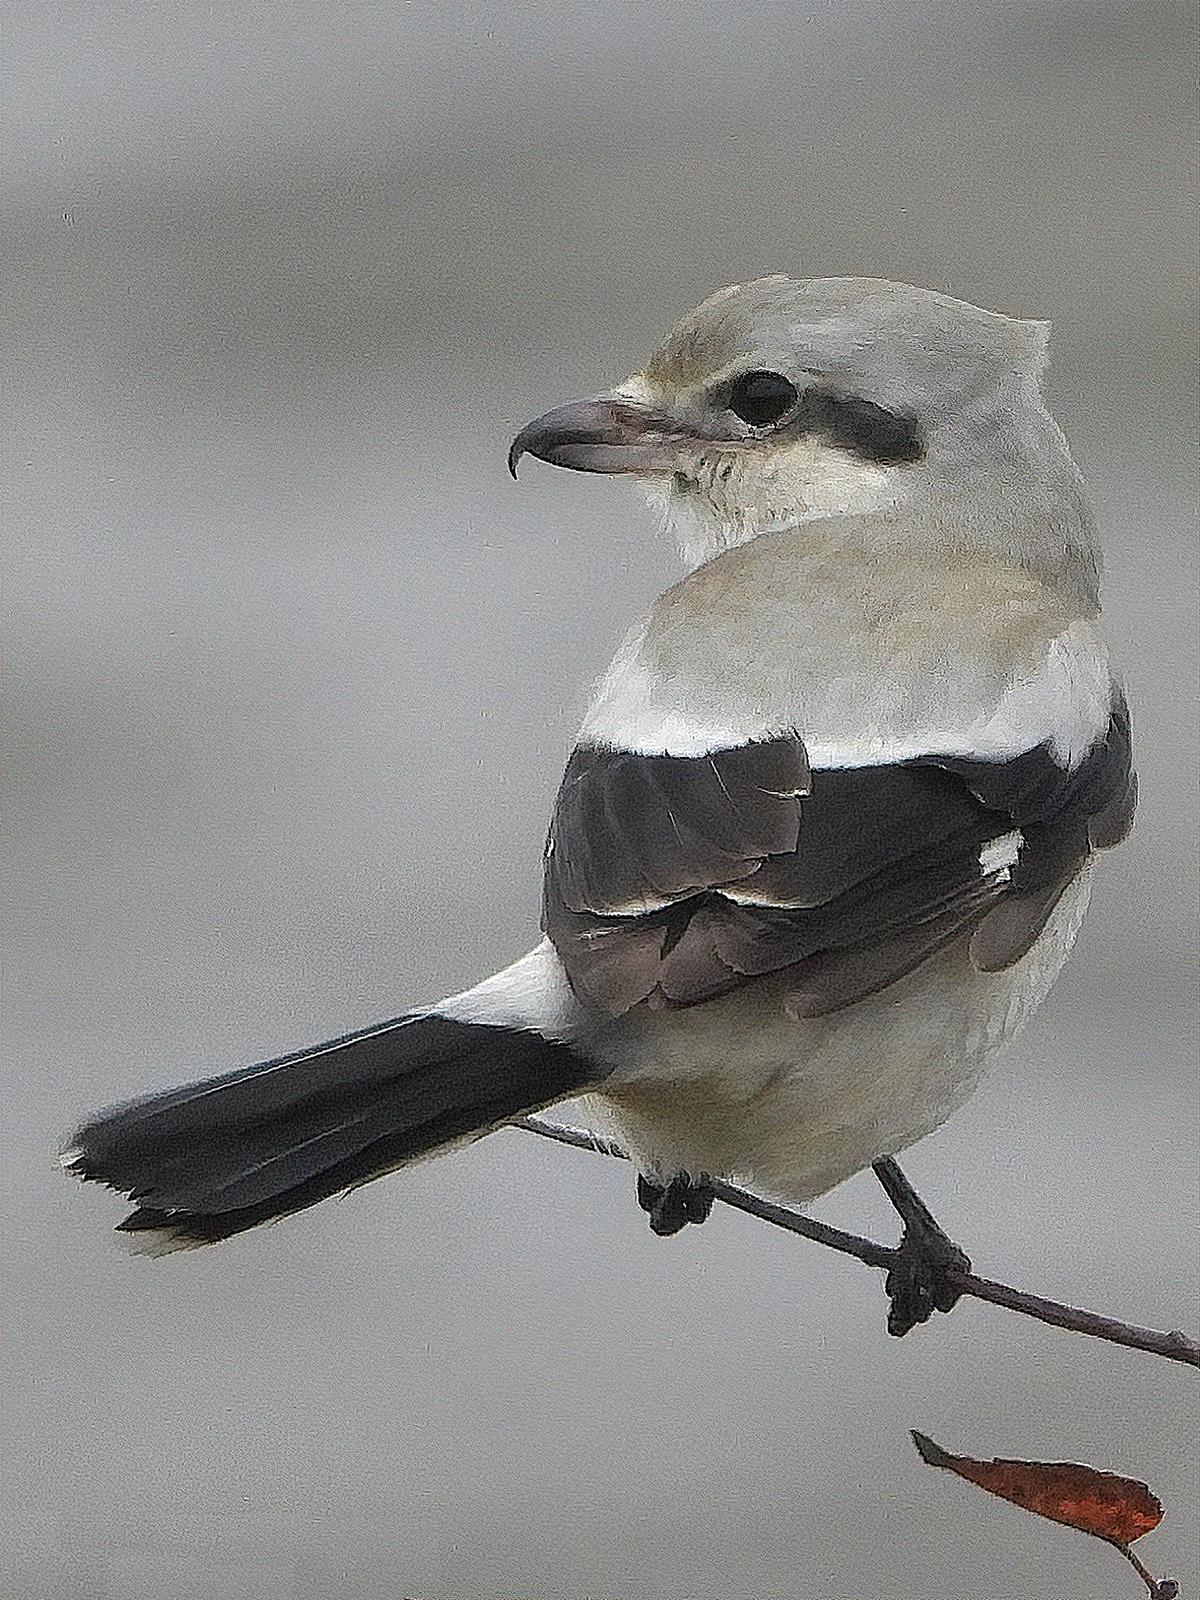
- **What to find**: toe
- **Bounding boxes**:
[638,1173,716,1235]
[885,1261,935,1337]
[648,1193,690,1235]
[682,1182,715,1224]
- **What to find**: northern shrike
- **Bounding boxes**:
[65,277,1135,1335]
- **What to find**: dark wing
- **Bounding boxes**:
[542,708,1134,1017]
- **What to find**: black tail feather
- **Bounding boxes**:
[63,1015,599,1248]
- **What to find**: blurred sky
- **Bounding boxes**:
[3,3,1198,1598]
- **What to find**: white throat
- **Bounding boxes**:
[645,441,903,571]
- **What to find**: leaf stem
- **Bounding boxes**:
[1118,1539,1179,1599]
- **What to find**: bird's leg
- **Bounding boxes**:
[872,1157,972,1337]
[637,1172,715,1236]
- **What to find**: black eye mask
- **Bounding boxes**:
[791,388,923,466]
[723,368,923,466]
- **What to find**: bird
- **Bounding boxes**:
[63,276,1135,1335]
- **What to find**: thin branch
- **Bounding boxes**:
[511,1116,1200,1370]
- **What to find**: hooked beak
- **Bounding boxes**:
[508,395,697,479]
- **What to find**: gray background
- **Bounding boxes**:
[3,2,1198,1597]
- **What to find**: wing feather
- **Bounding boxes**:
[542,712,1134,1017]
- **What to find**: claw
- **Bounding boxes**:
[871,1156,972,1336]
[636,1172,715,1236]
[884,1223,972,1337]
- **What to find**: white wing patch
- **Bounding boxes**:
[974,621,1114,770]
[580,620,775,756]
[804,622,1113,772]
[581,616,1114,771]
[979,829,1023,882]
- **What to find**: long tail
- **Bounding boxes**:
[62,1013,600,1250]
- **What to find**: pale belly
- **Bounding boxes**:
[588,869,1092,1203]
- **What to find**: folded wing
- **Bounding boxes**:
[542,708,1134,1017]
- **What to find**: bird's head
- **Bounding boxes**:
[509,276,1060,568]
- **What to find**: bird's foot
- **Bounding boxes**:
[884,1214,972,1337]
[871,1155,971,1337]
[636,1172,715,1236]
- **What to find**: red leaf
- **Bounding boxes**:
[911,1430,1163,1546]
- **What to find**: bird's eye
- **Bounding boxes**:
[727,370,799,426]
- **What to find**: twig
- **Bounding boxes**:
[511,1116,1200,1369]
